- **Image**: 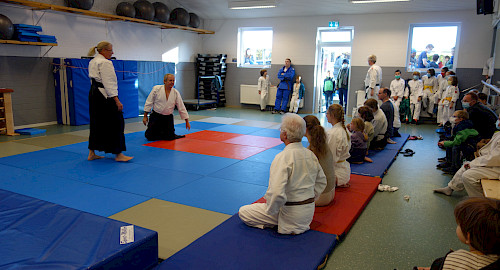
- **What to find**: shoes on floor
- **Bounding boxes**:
[441,167,458,175]
[272,110,279,114]
[399,149,415,157]
[436,162,450,169]
[437,157,446,162]
[279,111,285,115]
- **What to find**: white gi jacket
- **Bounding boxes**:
[470,131,500,168]
[258,75,270,93]
[265,142,327,215]
[389,79,405,100]
[436,75,448,100]
[144,85,189,120]
[439,85,459,106]
[326,123,351,186]
[404,79,423,104]
[422,76,439,94]
[364,64,382,89]
[88,54,118,98]
[372,109,388,141]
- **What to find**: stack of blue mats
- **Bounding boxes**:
[14,24,42,42]
[39,34,57,43]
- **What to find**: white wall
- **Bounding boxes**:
[0,3,202,62]
[203,9,493,68]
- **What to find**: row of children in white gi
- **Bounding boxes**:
[389,68,459,125]
[257,69,305,114]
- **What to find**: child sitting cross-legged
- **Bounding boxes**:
[347,117,368,164]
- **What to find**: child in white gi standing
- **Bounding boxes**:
[438,75,459,125]
[289,76,305,113]
[422,69,439,115]
[404,71,424,124]
[258,69,271,111]
[390,70,405,110]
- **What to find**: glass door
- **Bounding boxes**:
[314,27,353,113]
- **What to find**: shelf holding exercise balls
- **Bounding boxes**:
[116,2,136,18]
[153,2,169,23]
[170,8,189,26]
[189,13,200,28]
[134,0,155,21]
[64,0,94,10]
[0,14,14,40]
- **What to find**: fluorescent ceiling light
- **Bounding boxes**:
[350,0,411,3]
[229,1,277,9]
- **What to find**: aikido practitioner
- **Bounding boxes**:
[143,73,190,141]
[87,41,133,162]
[238,113,327,234]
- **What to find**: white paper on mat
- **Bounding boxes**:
[120,225,134,244]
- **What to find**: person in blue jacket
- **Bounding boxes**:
[273,58,295,114]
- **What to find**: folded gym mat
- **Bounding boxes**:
[0,189,158,270]
[157,214,337,270]
[310,174,381,239]
[350,149,400,178]
[14,128,46,135]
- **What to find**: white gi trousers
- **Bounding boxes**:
[260,89,268,110]
[239,202,315,234]
[448,165,500,197]
[289,94,300,113]
[422,89,436,114]
[410,102,422,120]
[366,86,379,101]
[335,160,351,186]
[439,103,454,125]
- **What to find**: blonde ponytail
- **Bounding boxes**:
[87,46,97,57]
[87,41,112,57]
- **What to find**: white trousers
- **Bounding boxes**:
[436,102,443,123]
[260,90,268,110]
[410,102,422,120]
[289,95,301,113]
[448,165,500,197]
[439,103,454,125]
[238,202,314,235]
[335,160,351,186]
[422,90,436,114]
[365,86,380,101]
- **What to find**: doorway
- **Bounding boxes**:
[314,27,353,113]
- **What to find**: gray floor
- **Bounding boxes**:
[0,107,468,269]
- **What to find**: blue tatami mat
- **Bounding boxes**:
[0,164,148,217]
[248,128,281,138]
[176,121,224,130]
[158,215,337,270]
[0,148,82,169]
[244,148,281,164]
[350,149,400,178]
[385,133,410,150]
[208,124,263,135]
[156,176,267,215]
[209,160,270,186]
[87,165,204,197]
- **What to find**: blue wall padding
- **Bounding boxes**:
[137,61,175,112]
[158,215,337,270]
[0,189,158,270]
[54,58,139,125]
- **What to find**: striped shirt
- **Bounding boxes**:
[443,249,499,270]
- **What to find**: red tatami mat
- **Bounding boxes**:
[144,131,277,160]
[254,174,381,240]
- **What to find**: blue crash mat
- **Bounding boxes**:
[157,215,336,270]
[385,133,409,150]
[0,189,158,270]
[350,149,400,178]
[14,128,46,135]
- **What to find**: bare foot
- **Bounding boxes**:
[88,151,103,161]
[115,153,133,162]
[364,156,373,163]
[337,183,351,188]
[433,186,452,196]
[351,161,364,164]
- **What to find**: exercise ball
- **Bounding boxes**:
[153,2,169,23]
[134,0,155,21]
[64,0,94,10]
[188,13,200,28]
[170,8,189,26]
[116,2,136,18]
[0,14,14,40]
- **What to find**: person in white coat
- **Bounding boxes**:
[422,69,440,115]
[436,68,450,125]
[404,71,424,124]
[364,54,382,101]
[143,74,190,141]
[390,70,405,110]
[238,113,327,235]
[326,104,351,187]
[258,69,271,111]
[437,75,460,126]
[434,124,500,197]
[87,41,133,162]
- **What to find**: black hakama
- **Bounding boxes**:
[145,111,175,141]
[88,79,126,154]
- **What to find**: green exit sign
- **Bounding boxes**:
[329,21,339,28]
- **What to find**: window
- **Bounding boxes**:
[407,23,460,71]
[238,27,273,68]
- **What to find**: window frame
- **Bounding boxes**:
[406,23,461,72]
[237,27,273,69]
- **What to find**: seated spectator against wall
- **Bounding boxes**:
[462,92,498,140]
[364,98,388,150]
[434,119,500,197]
[238,113,326,235]
[436,110,478,175]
